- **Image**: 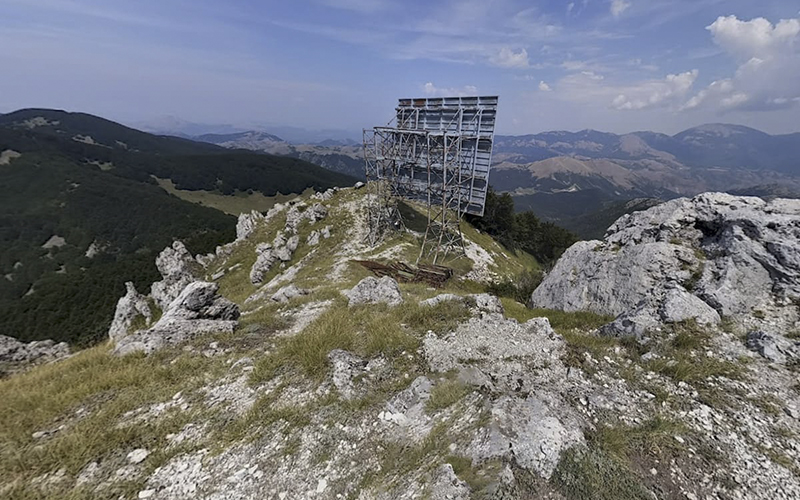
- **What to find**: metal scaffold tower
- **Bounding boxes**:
[363,96,498,264]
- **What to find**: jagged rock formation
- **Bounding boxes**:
[107,282,153,342]
[236,211,266,241]
[249,201,328,285]
[746,330,800,363]
[307,226,331,246]
[531,193,800,337]
[113,281,239,356]
[151,241,202,309]
[0,335,70,375]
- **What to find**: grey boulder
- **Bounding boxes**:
[345,276,403,307]
[531,193,800,336]
[746,331,800,364]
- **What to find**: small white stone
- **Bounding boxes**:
[650,468,658,476]
[138,489,155,499]
[127,448,150,464]
[316,478,328,493]
[674,436,685,444]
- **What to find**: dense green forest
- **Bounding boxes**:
[0,109,355,345]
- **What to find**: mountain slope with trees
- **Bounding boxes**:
[0,109,355,345]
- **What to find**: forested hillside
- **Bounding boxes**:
[0,109,355,345]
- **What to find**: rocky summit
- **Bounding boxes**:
[2,187,800,500]
[531,192,800,339]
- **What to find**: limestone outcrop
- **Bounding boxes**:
[531,193,800,336]
[344,276,403,307]
[150,241,202,309]
[108,282,153,342]
[0,335,70,375]
[114,282,239,356]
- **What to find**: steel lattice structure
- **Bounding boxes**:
[363,96,498,263]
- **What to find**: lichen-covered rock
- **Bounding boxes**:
[601,287,721,338]
[161,282,239,322]
[659,287,720,325]
[0,335,70,375]
[113,282,239,356]
[468,395,584,480]
[307,226,331,246]
[532,193,800,335]
[108,282,154,342]
[151,241,201,309]
[530,240,698,316]
[419,293,503,315]
[344,276,403,307]
[429,464,471,500]
[746,331,800,364]
[270,284,309,303]
[328,349,367,400]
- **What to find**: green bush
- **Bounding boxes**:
[486,270,543,304]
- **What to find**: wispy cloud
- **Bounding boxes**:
[316,0,393,13]
[422,82,478,97]
[610,0,632,18]
[490,47,529,68]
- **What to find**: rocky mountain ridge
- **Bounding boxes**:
[196,123,800,237]
[3,187,800,500]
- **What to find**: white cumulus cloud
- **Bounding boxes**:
[610,70,698,110]
[684,15,800,112]
[422,82,479,97]
[539,81,552,92]
[610,0,631,18]
[490,47,529,68]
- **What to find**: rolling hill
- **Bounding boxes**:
[0,109,356,345]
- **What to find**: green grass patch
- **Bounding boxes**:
[426,379,470,413]
[645,356,744,383]
[551,447,653,500]
[251,297,469,384]
[0,343,230,497]
[445,455,502,495]
[589,417,686,460]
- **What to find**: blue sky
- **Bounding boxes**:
[1,0,799,136]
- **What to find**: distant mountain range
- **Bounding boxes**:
[195,123,800,232]
[0,108,355,345]
[489,124,800,233]
[136,116,360,144]
[196,131,365,179]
